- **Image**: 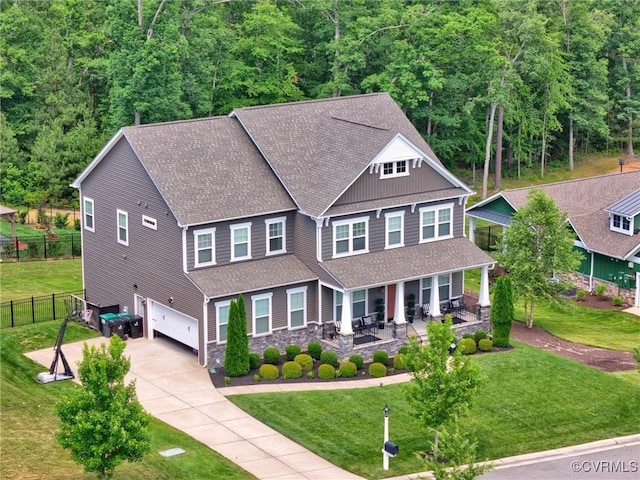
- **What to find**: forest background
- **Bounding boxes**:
[1,0,638,210]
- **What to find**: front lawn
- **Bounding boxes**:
[229,343,640,480]
[0,321,254,480]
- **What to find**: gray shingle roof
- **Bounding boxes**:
[122,116,296,226]
[605,189,640,217]
[233,93,443,217]
[187,255,317,298]
[321,237,494,290]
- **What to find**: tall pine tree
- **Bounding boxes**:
[224,298,249,377]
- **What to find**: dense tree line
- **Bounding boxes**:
[1,0,638,207]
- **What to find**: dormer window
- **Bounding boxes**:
[611,214,631,234]
[381,160,408,178]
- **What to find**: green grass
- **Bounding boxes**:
[0,321,254,480]
[514,300,640,351]
[0,259,82,302]
[229,343,640,480]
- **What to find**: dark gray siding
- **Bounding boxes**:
[186,211,295,270]
[206,281,318,342]
[80,138,205,355]
[334,162,455,206]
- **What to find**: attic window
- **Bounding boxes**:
[610,214,631,235]
[381,160,408,179]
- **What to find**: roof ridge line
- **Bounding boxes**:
[329,116,389,131]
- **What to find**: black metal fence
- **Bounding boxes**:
[0,290,85,329]
[475,226,499,252]
[0,233,81,262]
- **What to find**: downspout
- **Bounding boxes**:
[315,218,324,262]
[202,297,210,367]
[589,251,594,292]
[182,226,188,273]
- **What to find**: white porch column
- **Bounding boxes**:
[430,275,441,317]
[340,290,353,335]
[479,265,491,307]
[394,282,406,324]
[468,217,476,244]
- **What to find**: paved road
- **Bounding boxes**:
[480,443,640,480]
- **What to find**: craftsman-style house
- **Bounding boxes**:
[72,93,495,366]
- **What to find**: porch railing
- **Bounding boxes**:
[322,320,396,346]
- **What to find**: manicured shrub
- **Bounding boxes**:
[392,354,406,370]
[576,289,587,301]
[459,338,477,355]
[613,296,623,307]
[224,299,250,377]
[478,339,493,352]
[595,284,607,296]
[462,332,474,339]
[320,350,339,368]
[294,353,313,372]
[473,330,487,344]
[373,350,388,365]
[349,354,364,370]
[252,374,260,382]
[368,362,387,378]
[285,344,302,361]
[339,361,357,378]
[398,346,409,355]
[259,364,279,380]
[307,371,314,379]
[492,276,514,348]
[249,353,261,370]
[282,361,302,379]
[307,342,322,360]
[263,347,281,365]
[318,364,336,380]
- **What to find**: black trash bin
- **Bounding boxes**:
[111,319,127,340]
[128,315,143,338]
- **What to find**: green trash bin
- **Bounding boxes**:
[100,313,118,337]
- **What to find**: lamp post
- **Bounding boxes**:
[382,404,390,471]
[619,157,625,173]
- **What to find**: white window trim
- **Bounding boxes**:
[193,227,216,268]
[610,214,632,235]
[230,222,252,261]
[352,289,368,318]
[83,197,95,233]
[252,292,272,336]
[420,274,452,304]
[215,300,231,344]
[286,286,307,329]
[117,209,129,246]
[385,211,405,249]
[334,290,343,323]
[332,216,370,258]
[380,160,410,179]
[142,215,157,230]
[419,203,454,243]
[265,216,287,255]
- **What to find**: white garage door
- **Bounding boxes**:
[149,300,198,350]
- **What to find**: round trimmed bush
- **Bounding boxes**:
[339,361,357,378]
[459,338,477,355]
[285,344,302,361]
[368,362,387,378]
[349,354,364,370]
[282,361,302,379]
[473,330,488,344]
[478,338,493,352]
[320,350,339,368]
[294,353,313,372]
[263,347,281,365]
[249,352,261,370]
[398,346,409,355]
[392,353,406,370]
[373,350,389,365]
[307,342,322,360]
[462,332,474,339]
[259,364,279,380]
[318,363,336,380]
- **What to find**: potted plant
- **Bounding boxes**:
[406,293,416,323]
[375,298,385,329]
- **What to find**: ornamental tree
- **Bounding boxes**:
[55,336,150,480]
[494,189,583,327]
[491,276,514,347]
[404,316,483,456]
[224,297,250,377]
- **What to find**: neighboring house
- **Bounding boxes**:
[72,93,495,367]
[466,172,640,308]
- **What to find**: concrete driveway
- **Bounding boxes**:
[25,336,363,480]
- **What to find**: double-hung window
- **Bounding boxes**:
[611,214,631,234]
[287,286,307,329]
[334,289,367,321]
[194,227,216,267]
[265,217,286,255]
[333,216,369,257]
[117,210,128,246]
[231,223,251,261]
[420,203,453,242]
[215,300,230,342]
[252,293,272,335]
[83,197,94,232]
[421,274,451,304]
[385,211,404,248]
